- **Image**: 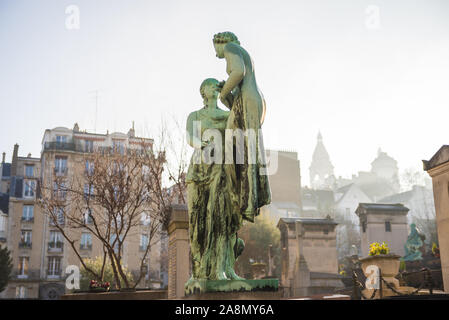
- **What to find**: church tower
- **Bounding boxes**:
[309,132,335,189]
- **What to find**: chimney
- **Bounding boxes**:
[1,152,5,164]
[11,144,19,176]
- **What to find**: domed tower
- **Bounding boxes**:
[371,148,400,193]
[309,132,335,189]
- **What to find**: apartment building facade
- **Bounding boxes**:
[0,124,163,299]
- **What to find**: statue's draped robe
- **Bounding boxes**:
[225,91,271,223]
[186,110,242,280]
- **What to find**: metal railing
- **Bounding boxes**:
[18,242,32,249]
[351,267,434,300]
[48,241,64,252]
[80,243,92,250]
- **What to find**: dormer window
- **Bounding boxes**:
[56,136,67,144]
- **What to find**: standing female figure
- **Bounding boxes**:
[213,32,271,222]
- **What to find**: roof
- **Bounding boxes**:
[379,190,414,204]
[336,183,353,194]
[356,203,409,214]
[423,145,449,171]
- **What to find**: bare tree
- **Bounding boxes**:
[39,131,186,289]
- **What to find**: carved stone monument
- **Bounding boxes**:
[277,217,343,297]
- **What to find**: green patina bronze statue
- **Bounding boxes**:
[185,32,272,291]
[186,78,244,283]
[402,223,425,261]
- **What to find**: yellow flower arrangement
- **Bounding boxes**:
[368,242,390,256]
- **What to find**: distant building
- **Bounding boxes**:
[356,203,409,257]
[309,132,335,190]
[336,149,400,201]
[0,124,163,299]
[334,183,372,224]
[262,150,302,222]
[301,187,334,218]
[379,185,436,246]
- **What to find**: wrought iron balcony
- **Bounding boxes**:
[19,242,32,249]
[80,243,92,250]
[54,167,68,176]
[21,217,34,223]
[46,269,62,278]
[48,241,64,252]
[44,141,77,152]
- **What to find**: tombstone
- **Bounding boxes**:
[278,217,343,297]
[356,203,409,257]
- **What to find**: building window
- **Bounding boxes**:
[23,180,35,198]
[50,208,65,226]
[16,286,26,299]
[84,209,93,225]
[22,205,34,222]
[0,215,7,232]
[141,212,151,226]
[385,221,391,232]
[56,135,67,144]
[84,140,94,153]
[140,234,149,251]
[80,233,92,250]
[110,234,123,254]
[18,257,29,278]
[53,181,67,200]
[54,156,68,175]
[85,160,94,175]
[48,257,61,277]
[20,230,32,248]
[83,183,94,200]
[113,140,125,154]
[48,231,63,251]
[25,165,34,177]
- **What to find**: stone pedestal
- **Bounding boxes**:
[184,279,279,299]
[167,204,190,299]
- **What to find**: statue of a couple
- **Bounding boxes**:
[185,32,271,283]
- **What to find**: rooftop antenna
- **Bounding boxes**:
[89,90,100,133]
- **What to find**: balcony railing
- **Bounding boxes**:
[48,241,64,252]
[80,243,92,250]
[54,167,68,176]
[139,245,149,252]
[44,141,77,152]
[46,269,62,278]
[19,242,32,249]
[21,217,34,223]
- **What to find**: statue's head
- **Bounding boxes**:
[200,78,219,105]
[213,32,240,59]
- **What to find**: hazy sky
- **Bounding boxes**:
[1,0,448,186]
